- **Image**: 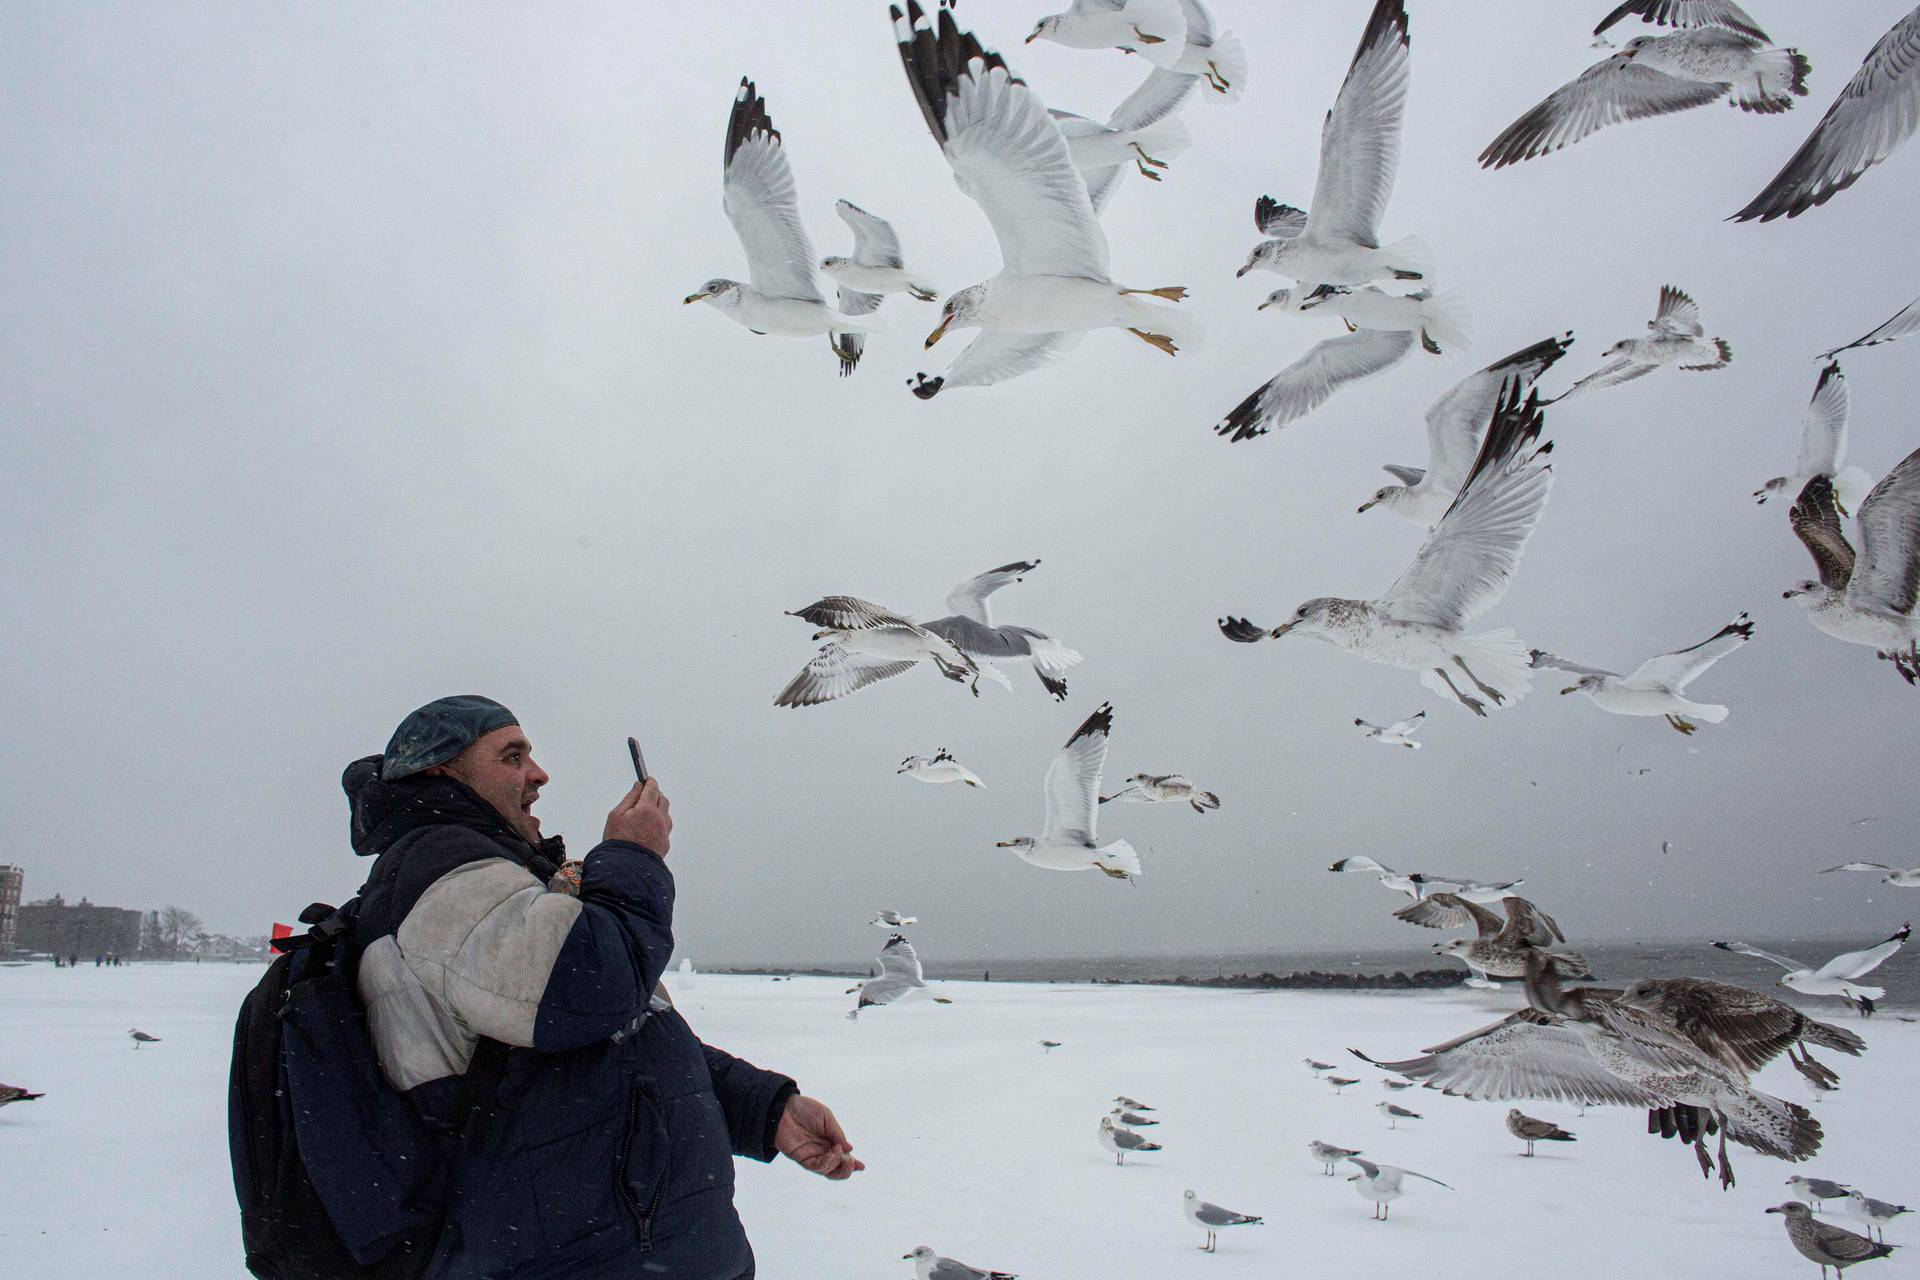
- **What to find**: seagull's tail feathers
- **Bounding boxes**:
[1429,629,1535,712]
[1190,790,1221,813]
[1095,839,1143,879]
[1834,465,1874,516]
[1375,235,1433,283]
[1198,30,1247,103]
[1417,289,1473,357]
[1688,702,1731,724]
[828,309,887,335]
[1802,1019,1867,1056]
[1840,982,1887,1002]
[1723,1088,1823,1163]
[1735,48,1811,114]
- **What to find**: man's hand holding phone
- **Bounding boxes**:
[605,777,672,857]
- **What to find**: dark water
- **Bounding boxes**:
[906,935,1920,1012]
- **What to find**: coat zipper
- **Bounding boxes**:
[615,1089,668,1253]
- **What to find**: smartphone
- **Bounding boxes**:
[627,736,649,785]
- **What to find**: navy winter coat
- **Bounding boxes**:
[343,757,796,1279]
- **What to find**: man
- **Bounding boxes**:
[344,695,860,1279]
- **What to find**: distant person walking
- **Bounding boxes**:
[346,695,862,1278]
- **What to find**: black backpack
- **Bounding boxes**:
[227,901,504,1280]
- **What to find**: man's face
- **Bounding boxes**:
[430,725,549,845]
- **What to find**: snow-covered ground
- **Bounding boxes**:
[1,965,1912,1279]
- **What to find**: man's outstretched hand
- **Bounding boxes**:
[775,1095,864,1180]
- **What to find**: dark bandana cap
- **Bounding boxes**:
[381,695,520,780]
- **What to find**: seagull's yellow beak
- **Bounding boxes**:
[925,315,952,349]
[1024,29,1040,43]
[683,291,708,305]
[1357,499,1376,513]
[995,840,1015,848]
[1269,621,1296,638]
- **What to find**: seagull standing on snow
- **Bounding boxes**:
[821,200,938,376]
[129,1029,160,1048]
[1220,379,1555,715]
[898,750,985,787]
[849,934,953,1019]
[1733,5,1920,221]
[1310,1140,1362,1174]
[1479,21,1809,167]
[1790,1176,1858,1211]
[1183,1189,1262,1252]
[1359,334,1575,526]
[1099,1115,1162,1164]
[1555,286,1729,401]
[1329,855,1523,903]
[1756,363,1873,513]
[903,1245,1018,1280]
[775,597,981,706]
[1346,1157,1451,1220]
[1507,1109,1576,1156]
[1785,454,1920,685]
[1026,0,1187,67]
[1767,1201,1896,1276]
[921,560,1084,701]
[1377,1101,1423,1129]
[1823,863,1920,889]
[1111,1107,1158,1127]
[685,81,882,374]
[1099,773,1220,813]
[1844,1189,1912,1244]
[895,2,1199,400]
[1715,924,1912,1016]
[1531,613,1755,735]
[997,703,1141,880]
[1354,711,1425,748]
[1237,0,1429,285]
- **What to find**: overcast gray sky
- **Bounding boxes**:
[3,1,1915,968]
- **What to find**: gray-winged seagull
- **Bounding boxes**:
[1785,454,1920,684]
[1531,613,1755,735]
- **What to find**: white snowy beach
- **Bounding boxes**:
[2,964,1912,1280]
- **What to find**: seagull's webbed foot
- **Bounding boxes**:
[1666,714,1698,735]
[1133,158,1163,181]
[1716,1127,1734,1191]
[1128,327,1179,356]
[1094,862,1131,881]
[1454,657,1507,706]
[1435,667,1488,717]
[907,285,938,302]
[1691,1135,1715,1181]
[1127,141,1170,171]
[1204,64,1231,94]
[1131,23,1165,43]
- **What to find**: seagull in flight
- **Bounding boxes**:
[821,200,938,376]
[849,934,952,1019]
[1784,452,1920,685]
[1715,924,1912,1016]
[894,2,1199,399]
[1099,773,1220,813]
[921,560,1083,701]
[1025,0,1188,68]
[1237,0,1429,285]
[685,81,883,373]
[775,596,982,707]
[997,703,1140,880]
[1354,711,1425,748]
[1555,286,1729,401]
[1755,362,1873,514]
[1822,863,1920,889]
[1591,0,1773,48]
[1413,893,1591,982]
[1531,613,1755,735]
[1732,5,1920,221]
[1220,378,1555,715]
[871,910,919,928]
[1480,23,1809,168]
[1359,333,1574,526]
[898,750,985,787]
[1329,855,1522,904]
[1820,292,1920,362]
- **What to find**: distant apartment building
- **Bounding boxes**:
[0,865,21,957]
[15,894,143,958]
